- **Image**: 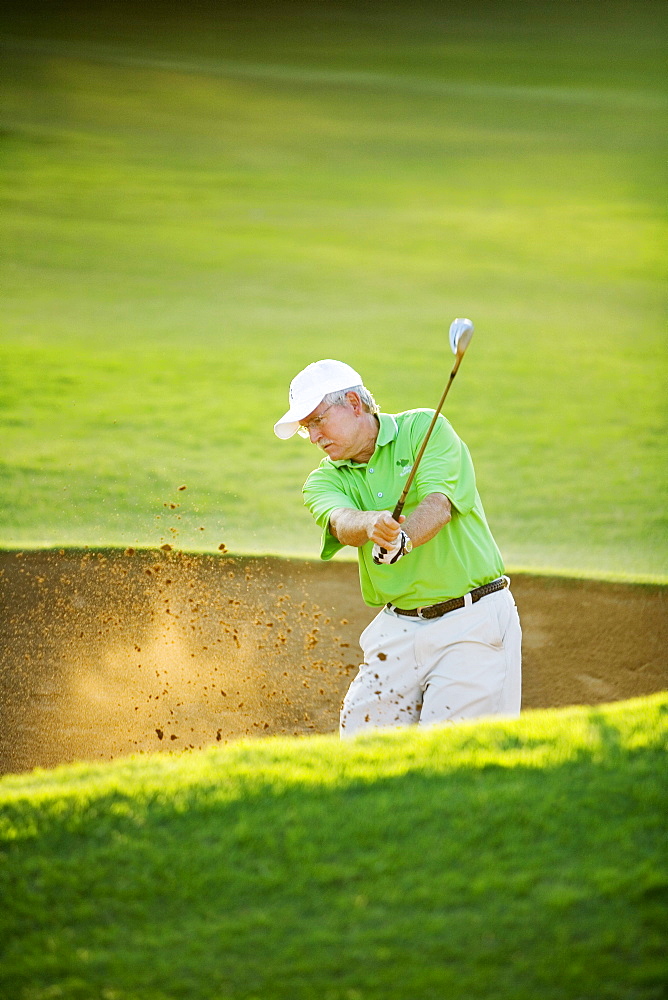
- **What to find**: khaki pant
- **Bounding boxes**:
[340,586,522,737]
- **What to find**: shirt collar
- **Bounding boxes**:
[329,413,398,468]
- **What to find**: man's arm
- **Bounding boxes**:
[330,493,451,549]
[402,492,452,546]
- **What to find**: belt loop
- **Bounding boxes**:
[463,592,473,608]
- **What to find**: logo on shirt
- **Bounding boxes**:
[396,459,413,477]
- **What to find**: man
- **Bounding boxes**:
[274,358,521,737]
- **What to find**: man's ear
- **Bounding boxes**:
[346,390,362,414]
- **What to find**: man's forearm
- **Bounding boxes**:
[329,493,451,550]
[403,492,451,546]
[329,508,379,548]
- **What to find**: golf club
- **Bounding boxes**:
[391,317,474,522]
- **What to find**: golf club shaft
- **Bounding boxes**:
[391,353,464,521]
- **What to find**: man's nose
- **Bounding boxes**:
[309,424,322,443]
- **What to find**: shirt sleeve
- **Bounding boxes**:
[408,412,477,516]
[302,465,355,561]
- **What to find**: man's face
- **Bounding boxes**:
[299,394,373,463]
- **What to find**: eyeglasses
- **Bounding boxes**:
[297,404,335,439]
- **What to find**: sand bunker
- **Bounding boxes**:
[1,548,666,774]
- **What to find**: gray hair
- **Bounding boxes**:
[322,384,380,416]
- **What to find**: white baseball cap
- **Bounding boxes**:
[274,359,363,439]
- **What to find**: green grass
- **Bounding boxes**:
[0,0,666,577]
[1,693,666,999]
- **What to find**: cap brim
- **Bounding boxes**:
[274,394,323,439]
[273,415,301,439]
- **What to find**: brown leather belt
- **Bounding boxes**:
[387,577,509,620]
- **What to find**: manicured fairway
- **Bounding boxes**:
[1,1,666,576]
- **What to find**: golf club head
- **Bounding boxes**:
[449,317,474,356]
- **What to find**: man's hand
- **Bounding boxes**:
[367,510,405,546]
[368,510,405,565]
[372,530,412,565]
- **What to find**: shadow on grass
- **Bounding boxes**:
[2,741,666,1000]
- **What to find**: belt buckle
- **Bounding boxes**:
[415,606,427,619]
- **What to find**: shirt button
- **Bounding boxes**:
[368,468,374,474]
[377,492,383,498]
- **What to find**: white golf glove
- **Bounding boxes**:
[372,530,412,565]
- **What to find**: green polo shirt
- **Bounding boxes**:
[302,410,505,609]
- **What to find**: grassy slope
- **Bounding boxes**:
[0,1,666,577]
[1,693,666,999]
